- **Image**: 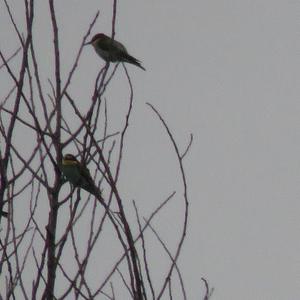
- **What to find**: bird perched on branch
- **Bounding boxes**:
[61,154,101,198]
[85,33,146,71]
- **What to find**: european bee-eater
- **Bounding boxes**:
[85,33,145,71]
[61,154,101,198]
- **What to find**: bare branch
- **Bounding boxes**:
[146,102,190,299]
[201,277,214,300]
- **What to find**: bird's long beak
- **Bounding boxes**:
[83,41,91,46]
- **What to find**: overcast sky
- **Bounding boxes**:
[1,1,299,299]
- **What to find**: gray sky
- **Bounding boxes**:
[1,0,299,299]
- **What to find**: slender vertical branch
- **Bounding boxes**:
[146,102,190,300]
[42,1,62,299]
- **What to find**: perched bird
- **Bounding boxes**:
[61,154,101,198]
[85,33,145,71]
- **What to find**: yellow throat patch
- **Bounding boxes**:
[62,159,78,166]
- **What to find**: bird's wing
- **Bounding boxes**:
[97,37,127,53]
[79,163,94,184]
[112,39,127,53]
[78,163,102,197]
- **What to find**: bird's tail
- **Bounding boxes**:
[91,187,102,200]
[123,53,146,71]
[81,182,101,199]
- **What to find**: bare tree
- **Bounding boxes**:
[0,1,208,299]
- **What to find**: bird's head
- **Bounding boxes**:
[62,154,78,165]
[84,33,108,46]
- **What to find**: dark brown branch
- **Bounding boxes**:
[133,202,155,300]
[201,277,214,300]
[145,220,187,300]
[93,191,176,297]
[0,48,21,70]
[146,102,190,300]
[180,133,193,160]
